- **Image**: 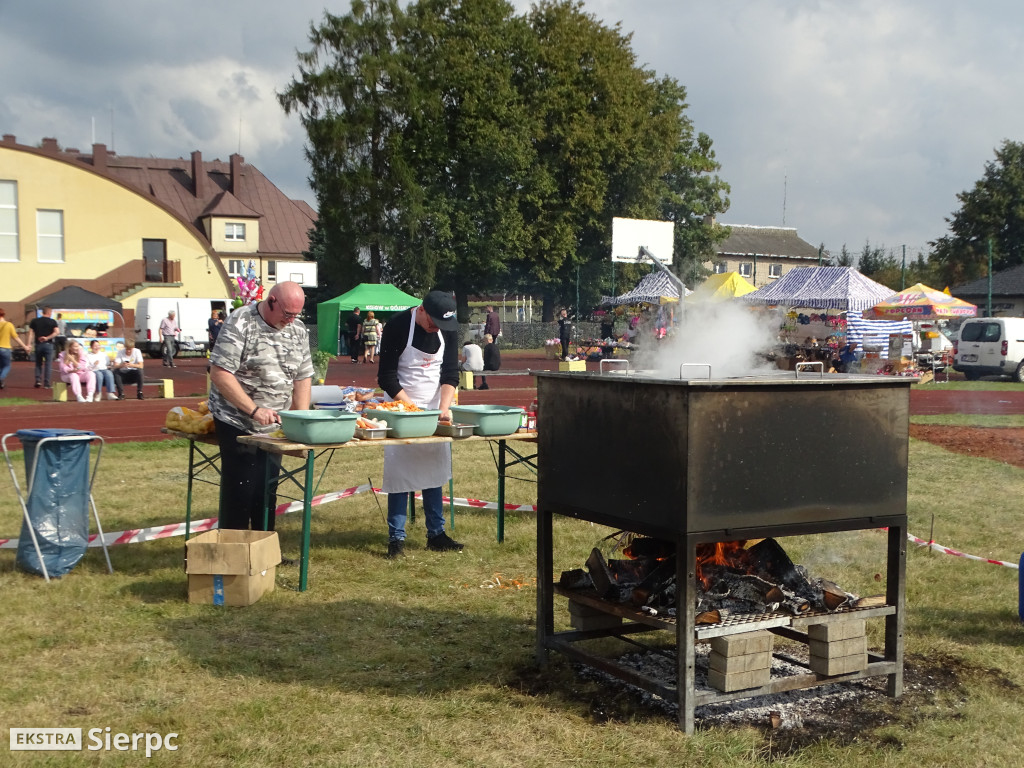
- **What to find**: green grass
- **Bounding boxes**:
[1,436,1023,766]
[912,413,1024,427]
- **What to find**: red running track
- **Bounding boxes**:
[1,354,1020,444]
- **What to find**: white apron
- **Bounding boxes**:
[381,308,453,492]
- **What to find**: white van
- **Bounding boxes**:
[134,297,230,358]
[952,317,1024,381]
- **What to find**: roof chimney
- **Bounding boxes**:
[41,137,59,153]
[2,134,15,145]
[92,144,108,171]
[229,153,243,195]
[191,150,206,198]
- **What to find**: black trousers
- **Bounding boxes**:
[214,418,282,531]
[113,367,144,396]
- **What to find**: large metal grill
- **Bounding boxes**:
[534,368,911,733]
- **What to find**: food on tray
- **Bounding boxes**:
[371,401,422,412]
[356,415,387,429]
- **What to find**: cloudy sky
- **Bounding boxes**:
[3,0,1023,260]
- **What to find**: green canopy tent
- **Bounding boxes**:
[317,283,421,354]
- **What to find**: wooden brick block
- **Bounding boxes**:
[709,650,771,675]
[707,666,771,693]
[567,600,621,631]
[710,630,773,657]
[810,653,868,676]
[807,620,865,642]
[809,636,867,659]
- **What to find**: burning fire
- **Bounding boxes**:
[695,540,754,588]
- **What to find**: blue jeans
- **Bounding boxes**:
[387,487,445,542]
[34,341,54,386]
[0,347,10,384]
[94,368,115,395]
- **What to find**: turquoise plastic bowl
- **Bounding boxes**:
[448,405,524,436]
[279,410,357,444]
[362,409,441,438]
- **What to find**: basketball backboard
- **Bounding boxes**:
[611,217,674,263]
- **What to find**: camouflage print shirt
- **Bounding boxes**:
[208,303,315,433]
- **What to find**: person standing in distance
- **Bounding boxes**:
[160,310,180,367]
[28,306,60,388]
[483,304,501,343]
[0,308,30,390]
[378,290,462,558]
[208,282,314,531]
[346,307,362,363]
[558,308,573,361]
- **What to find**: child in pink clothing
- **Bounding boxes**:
[58,340,96,402]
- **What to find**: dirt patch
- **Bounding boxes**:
[910,425,1024,469]
[512,652,1019,756]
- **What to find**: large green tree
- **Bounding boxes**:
[930,140,1024,287]
[280,0,416,290]
[392,0,536,314]
[282,0,729,315]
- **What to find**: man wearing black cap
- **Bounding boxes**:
[377,290,463,558]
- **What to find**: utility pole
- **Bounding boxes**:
[901,245,906,290]
[987,238,993,317]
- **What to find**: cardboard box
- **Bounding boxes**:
[186,530,281,606]
[558,360,586,372]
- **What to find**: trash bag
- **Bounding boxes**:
[15,429,94,578]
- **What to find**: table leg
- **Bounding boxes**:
[185,439,196,541]
[497,440,507,543]
[299,450,314,592]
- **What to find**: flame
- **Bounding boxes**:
[696,540,750,588]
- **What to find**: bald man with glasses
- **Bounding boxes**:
[208,281,314,531]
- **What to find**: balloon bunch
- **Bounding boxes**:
[231,259,264,308]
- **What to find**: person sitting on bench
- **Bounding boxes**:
[113,338,146,399]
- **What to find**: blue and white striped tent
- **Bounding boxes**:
[846,311,914,359]
[742,267,894,312]
[601,271,690,306]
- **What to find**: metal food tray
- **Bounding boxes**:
[434,423,476,438]
[354,427,390,440]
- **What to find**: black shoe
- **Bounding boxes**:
[34,382,42,388]
[426,532,463,552]
[478,383,489,390]
[137,393,145,400]
[386,539,405,559]
[116,393,124,400]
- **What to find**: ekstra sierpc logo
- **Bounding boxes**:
[10,727,179,757]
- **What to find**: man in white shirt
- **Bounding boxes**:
[113,338,146,399]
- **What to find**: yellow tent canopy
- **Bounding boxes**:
[686,271,757,303]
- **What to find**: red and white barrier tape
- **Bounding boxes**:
[906,532,1019,570]
[0,485,538,549]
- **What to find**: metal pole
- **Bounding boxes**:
[987,238,993,317]
[638,247,686,319]
[901,245,906,290]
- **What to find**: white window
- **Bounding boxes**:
[768,263,782,278]
[37,209,64,263]
[738,262,753,278]
[266,260,277,282]
[0,180,17,261]
[713,262,728,274]
[227,259,245,277]
[225,222,246,241]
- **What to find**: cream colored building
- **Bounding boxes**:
[0,134,316,328]
[711,224,821,288]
